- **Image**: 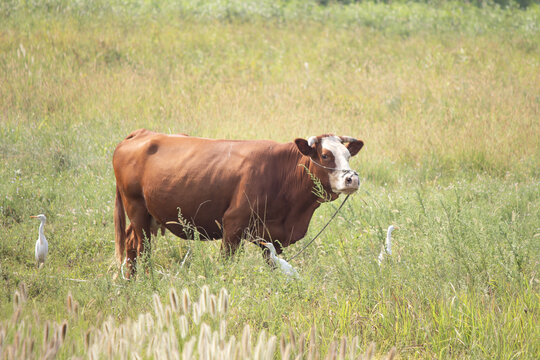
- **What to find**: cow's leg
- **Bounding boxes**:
[125,224,137,278]
[221,208,248,257]
[221,226,243,256]
[124,198,153,277]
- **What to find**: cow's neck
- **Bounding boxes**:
[266,145,338,247]
[280,145,339,210]
[290,146,338,204]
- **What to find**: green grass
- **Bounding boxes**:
[1,1,539,359]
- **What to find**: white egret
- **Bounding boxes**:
[31,214,48,268]
[378,225,395,266]
[260,242,299,279]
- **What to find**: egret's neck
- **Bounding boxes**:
[39,221,46,242]
[385,232,392,251]
[268,251,279,262]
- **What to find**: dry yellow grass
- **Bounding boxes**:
[2,20,538,177]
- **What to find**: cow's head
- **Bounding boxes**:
[295,135,364,196]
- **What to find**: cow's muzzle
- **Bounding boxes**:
[340,170,359,194]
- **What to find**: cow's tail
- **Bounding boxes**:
[114,185,126,263]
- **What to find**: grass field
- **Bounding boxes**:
[1,0,539,359]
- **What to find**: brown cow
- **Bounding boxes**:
[113,129,364,277]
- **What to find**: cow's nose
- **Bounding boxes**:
[343,171,359,187]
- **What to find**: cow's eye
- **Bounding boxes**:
[321,154,328,160]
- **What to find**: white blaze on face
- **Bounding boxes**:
[320,136,359,194]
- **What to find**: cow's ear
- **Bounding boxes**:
[346,140,364,157]
[295,138,316,157]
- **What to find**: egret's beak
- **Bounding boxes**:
[259,241,269,246]
[30,216,37,218]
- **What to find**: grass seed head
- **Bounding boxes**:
[169,288,179,313]
[88,345,98,360]
[327,340,337,360]
[254,329,267,360]
[242,324,251,358]
[349,336,359,359]
[47,331,58,354]
[13,330,20,350]
[338,337,347,360]
[145,313,154,331]
[152,293,164,321]
[211,330,219,355]
[13,290,22,310]
[59,321,68,343]
[210,294,217,318]
[137,313,145,327]
[27,338,35,357]
[32,310,40,325]
[282,343,292,360]
[386,346,397,360]
[43,321,50,346]
[288,327,296,349]
[307,333,317,360]
[219,288,229,315]
[219,319,227,341]
[226,336,237,358]
[18,282,28,302]
[66,292,73,313]
[265,335,277,360]
[198,323,211,358]
[200,285,210,314]
[84,330,91,350]
[253,339,263,360]
[146,336,156,357]
[17,318,26,333]
[182,288,191,314]
[73,301,79,319]
[11,306,21,325]
[280,334,287,356]
[298,333,306,356]
[5,345,14,359]
[192,302,200,325]
[309,325,317,351]
[165,305,172,327]
[95,311,103,325]
[43,347,58,360]
[365,342,376,360]
[107,339,113,358]
[179,315,189,339]
[182,337,196,360]
[21,340,27,360]
[102,319,111,335]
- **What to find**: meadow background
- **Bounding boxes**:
[1,0,539,358]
